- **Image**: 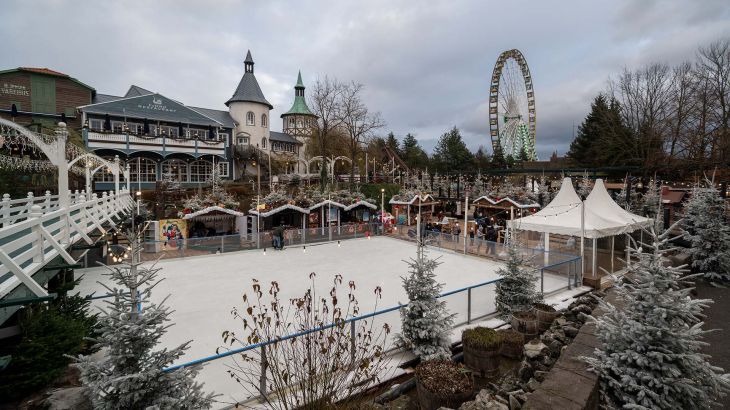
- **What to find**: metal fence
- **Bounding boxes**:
[161,276,504,397]
[141,222,383,258]
[387,226,582,290]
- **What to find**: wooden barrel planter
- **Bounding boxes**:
[497,329,524,359]
[462,327,501,378]
[511,311,538,340]
[533,303,559,332]
[416,360,474,410]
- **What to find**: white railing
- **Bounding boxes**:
[1,190,90,227]
[88,132,226,151]
[0,190,134,299]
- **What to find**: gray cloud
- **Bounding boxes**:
[1,0,728,160]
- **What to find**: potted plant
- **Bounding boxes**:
[415,360,474,410]
[511,310,538,340]
[462,327,501,377]
[497,329,524,359]
[533,303,559,332]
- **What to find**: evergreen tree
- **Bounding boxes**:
[682,183,730,281]
[577,172,593,199]
[568,94,635,167]
[494,244,542,320]
[491,142,507,169]
[401,133,430,170]
[431,127,474,173]
[74,229,216,409]
[473,146,491,171]
[398,245,454,360]
[385,132,401,157]
[641,178,662,218]
[537,175,551,207]
[584,224,730,409]
[615,181,630,211]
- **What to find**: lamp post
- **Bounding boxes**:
[136,190,141,216]
[380,188,385,229]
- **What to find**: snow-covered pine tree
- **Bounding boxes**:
[537,175,551,207]
[615,181,629,211]
[682,182,730,282]
[74,228,215,409]
[577,172,592,199]
[398,244,454,360]
[641,179,661,218]
[584,223,730,409]
[494,243,543,320]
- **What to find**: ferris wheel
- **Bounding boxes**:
[489,49,537,160]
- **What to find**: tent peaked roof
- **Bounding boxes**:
[508,178,651,239]
[584,179,651,233]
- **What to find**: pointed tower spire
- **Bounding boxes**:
[244,50,254,73]
[226,50,272,108]
[282,70,316,117]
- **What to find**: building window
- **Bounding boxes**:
[90,119,103,131]
[246,111,255,126]
[112,121,124,133]
[161,159,189,182]
[93,157,116,182]
[288,118,295,128]
[217,162,229,177]
[261,114,267,127]
[128,123,142,134]
[218,132,228,142]
[168,126,178,138]
[261,138,267,149]
[148,124,157,136]
[189,160,213,183]
[129,158,157,183]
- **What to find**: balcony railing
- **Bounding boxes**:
[87,131,226,153]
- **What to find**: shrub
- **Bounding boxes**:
[497,329,523,346]
[415,360,473,397]
[0,306,87,400]
[462,327,501,350]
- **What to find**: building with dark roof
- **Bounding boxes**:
[0,67,95,129]
[72,50,316,191]
[77,85,234,191]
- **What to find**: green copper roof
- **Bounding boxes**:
[282,95,315,117]
[281,71,316,117]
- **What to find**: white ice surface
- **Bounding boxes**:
[75,236,568,408]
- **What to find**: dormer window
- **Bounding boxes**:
[246,111,255,126]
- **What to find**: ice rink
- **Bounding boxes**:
[75,236,567,407]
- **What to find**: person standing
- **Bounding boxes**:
[469,226,475,246]
[476,225,485,254]
[177,232,185,258]
[486,226,497,255]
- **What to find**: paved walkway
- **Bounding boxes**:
[695,280,730,409]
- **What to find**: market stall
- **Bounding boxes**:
[389,193,437,226]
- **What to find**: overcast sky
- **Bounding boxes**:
[2,0,729,158]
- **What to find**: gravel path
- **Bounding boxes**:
[695,280,730,409]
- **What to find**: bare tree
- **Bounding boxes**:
[610,63,673,169]
[697,39,730,165]
[339,82,385,187]
[220,274,392,409]
[308,77,345,191]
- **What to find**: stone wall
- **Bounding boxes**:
[523,295,616,410]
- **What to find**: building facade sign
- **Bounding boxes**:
[136,97,177,113]
[1,83,29,97]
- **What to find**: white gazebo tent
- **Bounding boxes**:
[508,177,651,282]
